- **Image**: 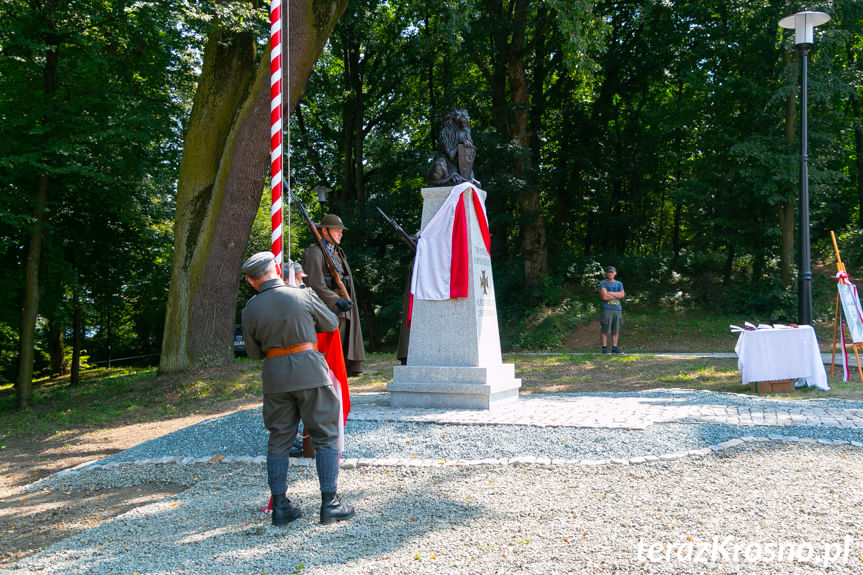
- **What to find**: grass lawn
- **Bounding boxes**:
[0,361,263,441]
[3,348,862,445]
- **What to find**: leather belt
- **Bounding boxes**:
[266,342,318,358]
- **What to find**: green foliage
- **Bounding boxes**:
[0,323,19,385]
[834,229,863,272]
[502,298,594,352]
[283,0,863,347]
[6,0,863,383]
[0,0,199,383]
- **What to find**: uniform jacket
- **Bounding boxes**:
[302,241,366,364]
[242,278,338,394]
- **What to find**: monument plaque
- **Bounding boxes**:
[389,183,521,409]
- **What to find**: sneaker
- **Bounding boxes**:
[611,346,621,354]
[602,346,609,354]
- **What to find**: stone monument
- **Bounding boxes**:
[388,180,521,409]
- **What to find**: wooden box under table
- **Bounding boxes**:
[749,379,794,394]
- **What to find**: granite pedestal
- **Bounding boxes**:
[389,185,521,409]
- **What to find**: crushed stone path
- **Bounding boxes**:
[6,388,863,575]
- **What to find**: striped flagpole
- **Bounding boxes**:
[269,0,284,276]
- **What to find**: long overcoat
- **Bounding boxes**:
[302,241,366,366]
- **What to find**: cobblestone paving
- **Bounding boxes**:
[349,391,863,430]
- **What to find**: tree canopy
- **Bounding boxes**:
[5,0,863,399]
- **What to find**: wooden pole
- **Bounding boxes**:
[831,231,842,377]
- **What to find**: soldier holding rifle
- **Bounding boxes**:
[378,207,416,365]
[302,214,366,376]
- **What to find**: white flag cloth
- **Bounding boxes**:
[411,182,489,300]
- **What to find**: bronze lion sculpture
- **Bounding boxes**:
[426,108,480,187]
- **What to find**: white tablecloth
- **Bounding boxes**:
[734,326,829,390]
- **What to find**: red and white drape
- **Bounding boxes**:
[411,182,491,301]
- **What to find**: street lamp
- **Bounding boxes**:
[311,184,331,210]
[779,10,830,326]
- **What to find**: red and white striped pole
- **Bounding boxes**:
[269,0,284,275]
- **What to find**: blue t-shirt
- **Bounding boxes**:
[600,280,624,310]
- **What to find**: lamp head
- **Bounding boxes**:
[779,11,830,46]
[311,185,331,204]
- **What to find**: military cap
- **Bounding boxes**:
[605,266,616,273]
[241,251,275,277]
[319,214,348,230]
[291,261,306,276]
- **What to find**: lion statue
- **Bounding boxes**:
[426,108,480,187]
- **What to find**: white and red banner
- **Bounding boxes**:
[410,182,491,301]
[836,271,863,381]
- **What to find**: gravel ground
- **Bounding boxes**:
[83,389,863,464]
[4,443,863,574]
[5,390,863,574]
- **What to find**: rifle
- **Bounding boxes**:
[376,207,417,251]
[288,189,351,301]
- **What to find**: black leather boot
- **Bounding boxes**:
[320,492,355,524]
[272,493,302,526]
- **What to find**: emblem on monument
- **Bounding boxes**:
[480,270,489,295]
[426,108,480,187]
[458,143,476,180]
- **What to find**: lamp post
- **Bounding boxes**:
[779,10,830,326]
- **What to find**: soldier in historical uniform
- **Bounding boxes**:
[241,251,355,526]
[302,214,366,376]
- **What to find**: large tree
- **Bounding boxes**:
[159,0,348,373]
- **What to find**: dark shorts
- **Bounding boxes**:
[600,308,623,334]
[263,385,340,454]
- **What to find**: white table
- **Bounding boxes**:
[734,325,829,390]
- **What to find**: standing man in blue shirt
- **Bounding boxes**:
[600,266,625,354]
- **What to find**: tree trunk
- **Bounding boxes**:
[722,244,735,286]
[159,0,348,373]
[482,0,549,290]
[671,203,682,272]
[71,296,81,385]
[339,31,365,208]
[47,318,65,376]
[17,174,48,407]
[852,93,863,229]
